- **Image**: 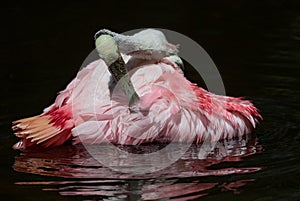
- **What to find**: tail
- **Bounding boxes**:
[12,105,74,150]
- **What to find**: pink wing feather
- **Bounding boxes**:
[12,57,261,149]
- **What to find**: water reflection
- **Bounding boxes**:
[14,136,262,200]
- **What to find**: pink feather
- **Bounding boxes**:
[12,58,261,149]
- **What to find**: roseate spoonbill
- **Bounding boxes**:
[12,29,261,150]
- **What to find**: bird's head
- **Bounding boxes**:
[95,34,120,66]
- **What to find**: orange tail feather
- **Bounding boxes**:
[12,107,74,149]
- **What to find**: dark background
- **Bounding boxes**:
[1,0,300,200]
[1,0,300,116]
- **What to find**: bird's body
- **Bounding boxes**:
[12,29,261,150]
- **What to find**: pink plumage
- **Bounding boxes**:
[12,56,261,150]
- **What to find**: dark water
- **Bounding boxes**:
[1,1,300,200]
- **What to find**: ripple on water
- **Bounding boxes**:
[13,136,262,200]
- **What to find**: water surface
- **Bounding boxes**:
[1,1,300,200]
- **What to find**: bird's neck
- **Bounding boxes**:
[95,34,139,105]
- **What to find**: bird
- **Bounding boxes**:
[12,29,261,150]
